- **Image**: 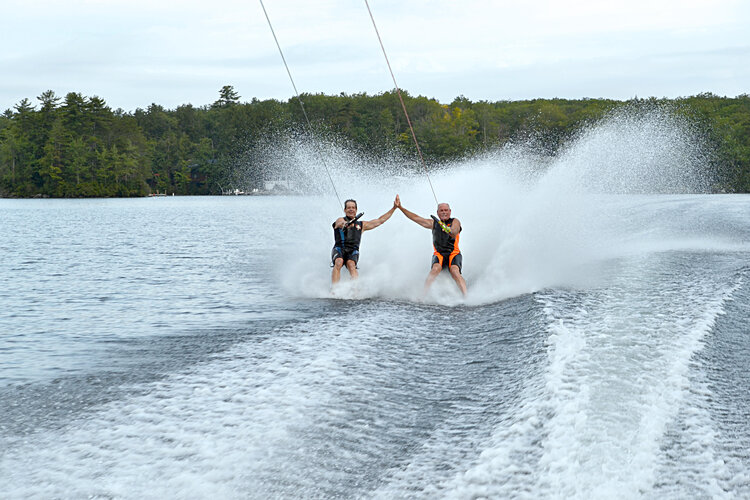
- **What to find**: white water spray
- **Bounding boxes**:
[265,106,714,304]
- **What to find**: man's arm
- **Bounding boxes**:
[333,217,346,229]
[449,218,461,237]
[362,203,397,231]
[395,194,432,229]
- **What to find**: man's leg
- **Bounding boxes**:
[332,257,344,284]
[449,265,467,296]
[423,263,442,293]
[346,259,358,280]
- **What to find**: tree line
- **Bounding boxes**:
[1,86,748,197]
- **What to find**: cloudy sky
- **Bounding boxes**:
[2,0,748,112]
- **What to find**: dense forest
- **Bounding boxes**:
[0,86,748,197]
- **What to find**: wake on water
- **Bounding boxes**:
[264,106,715,305]
[246,108,750,497]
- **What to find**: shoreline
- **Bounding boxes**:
[0,191,301,199]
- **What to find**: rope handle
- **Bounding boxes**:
[431,215,451,234]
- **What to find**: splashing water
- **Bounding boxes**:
[260,106,716,304]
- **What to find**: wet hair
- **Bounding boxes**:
[344,199,357,210]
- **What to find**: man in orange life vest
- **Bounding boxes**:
[332,198,398,284]
[395,194,467,295]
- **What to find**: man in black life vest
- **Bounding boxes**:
[395,194,467,296]
[332,197,398,284]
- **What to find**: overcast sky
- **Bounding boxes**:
[2,0,748,112]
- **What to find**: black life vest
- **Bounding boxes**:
[333,216,363,253]
[432,217,461,256]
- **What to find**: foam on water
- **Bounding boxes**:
[364,256,744,499]
[0,308,391,498]
[529,258,740,498]
[1,297,545,499]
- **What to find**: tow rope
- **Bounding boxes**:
[363,0,439,206]
[259,0,344,208]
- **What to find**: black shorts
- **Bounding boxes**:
[332,247,359,266]
[432,252,462,273]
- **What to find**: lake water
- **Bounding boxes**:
[2,110,750,498]
[1,190,749,499]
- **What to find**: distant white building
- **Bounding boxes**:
[264,179,294,191]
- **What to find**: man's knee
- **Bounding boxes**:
[333,258,344,269]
